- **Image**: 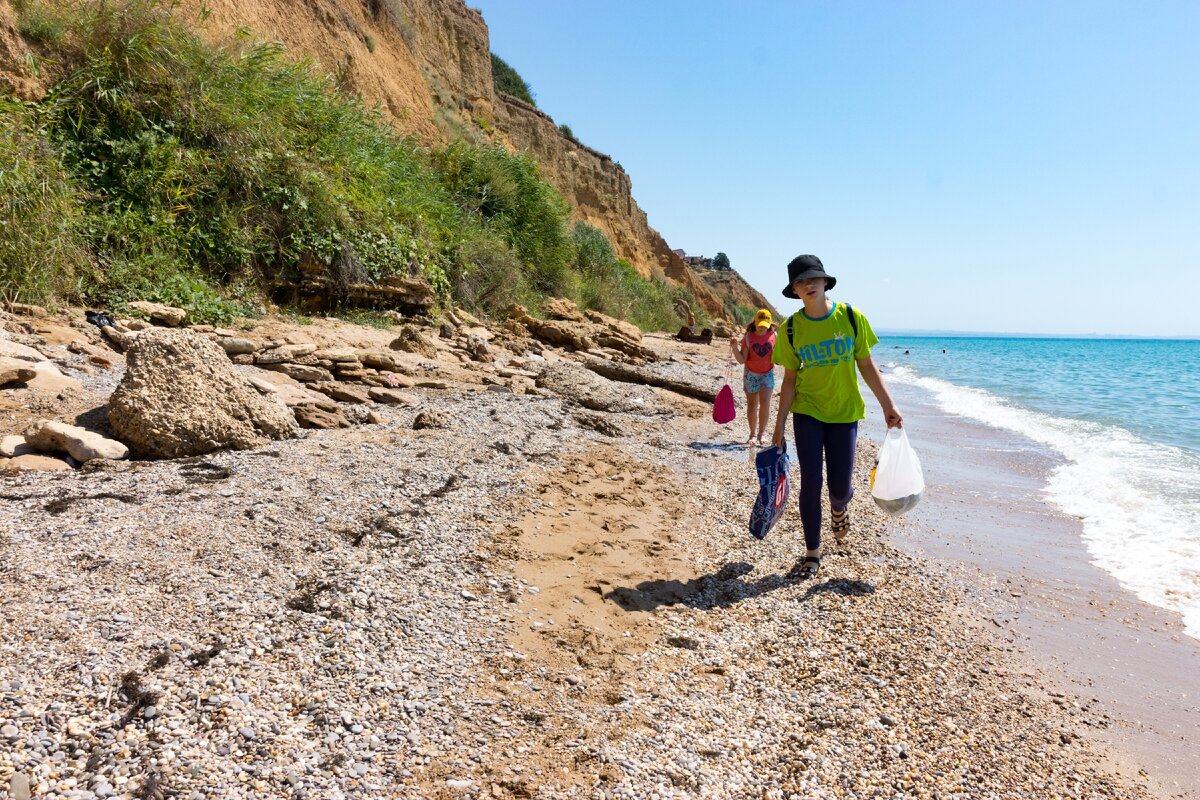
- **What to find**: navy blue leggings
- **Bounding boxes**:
[792,413,859,551]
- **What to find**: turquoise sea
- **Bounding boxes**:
[874,334,1200,639]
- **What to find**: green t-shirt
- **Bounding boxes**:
[771,302,878,423]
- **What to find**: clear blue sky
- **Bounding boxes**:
[471,0,1199,337]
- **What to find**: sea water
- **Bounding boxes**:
[876,335,1200,640]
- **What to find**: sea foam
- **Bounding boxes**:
[888,365,1200,640]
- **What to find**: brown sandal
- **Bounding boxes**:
[831,508,851,542]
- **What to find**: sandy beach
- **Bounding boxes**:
[0,314,1170,799]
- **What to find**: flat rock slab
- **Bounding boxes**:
[23,361,82,396]
[534,362,658,414]
[582,357,720,402]
[1,454,72,473]
[0,339,45,362]
[261,362,334,383]
[310,382,371,404]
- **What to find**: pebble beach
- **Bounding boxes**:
[0,322,1157,799]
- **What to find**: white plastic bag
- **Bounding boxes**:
[870,428,924,516]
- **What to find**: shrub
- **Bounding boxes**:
[568,224,695,331]
[450,227,533,315]
[12,0,67,45]
[0,99,88,305]
[490,53,535,106]
[435,142,573,294]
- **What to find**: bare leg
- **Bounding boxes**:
[745,392,758,443]
[755,389,772,442]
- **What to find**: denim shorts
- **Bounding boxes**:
[743,368,775,394]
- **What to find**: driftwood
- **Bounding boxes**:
[582,358,717,402]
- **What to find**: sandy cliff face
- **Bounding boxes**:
[494,96,727,317]
[0,3,44,99]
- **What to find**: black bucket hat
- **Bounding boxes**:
[782,254,837,298]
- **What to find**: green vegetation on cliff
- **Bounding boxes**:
[1,0,698,329]
[489,53,535,107]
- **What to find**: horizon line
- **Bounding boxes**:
[876,329,1200,341]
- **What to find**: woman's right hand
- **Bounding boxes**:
[770,423,785,450]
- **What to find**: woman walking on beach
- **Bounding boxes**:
[770,255,903,578]
[729,309,777,444]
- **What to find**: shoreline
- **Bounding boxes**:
[0,315,1162,798]
[867,379,1200,799]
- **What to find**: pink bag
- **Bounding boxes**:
[713,358,736,424]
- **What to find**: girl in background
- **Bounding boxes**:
[730,309,777,445]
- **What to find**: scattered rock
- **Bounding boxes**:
[25,420,129,462]
[389,325,438,358]
[0,356,37,386]
[216,337,257,355]
[367,387,419,406]
[3,302,47,317]
[542,296,586,322]
[584,308,643,342]
[294,404,351,429]
[128,301,188,327]
[465,333,490,361]
[0,435,35,458]
[313,348,360,363]
[413,410,448,429]
[310,382,371,404]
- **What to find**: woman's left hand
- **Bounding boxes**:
[884,405,903,429]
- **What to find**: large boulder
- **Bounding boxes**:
[108,328,299,458]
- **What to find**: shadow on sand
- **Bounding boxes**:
[605,561,875,613]
[686,441,754,454]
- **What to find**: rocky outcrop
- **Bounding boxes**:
[534,362,657,414]
[108,328,300,458]
[508,298,657,361]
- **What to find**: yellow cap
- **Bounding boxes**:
[753,309,773,329]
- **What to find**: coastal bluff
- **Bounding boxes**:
[1,0,767,319]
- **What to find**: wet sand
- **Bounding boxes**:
[866,381,1200,798]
